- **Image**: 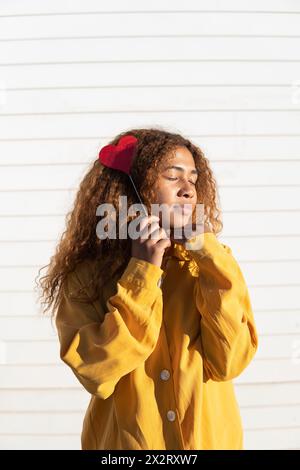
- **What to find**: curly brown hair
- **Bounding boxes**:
[35,126,223,317]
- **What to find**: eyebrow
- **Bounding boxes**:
[163,165,198,176]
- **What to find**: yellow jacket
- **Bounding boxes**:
[55,232,258,450]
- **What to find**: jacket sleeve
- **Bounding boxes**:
[187,232,259,382]
[55,257,164,400]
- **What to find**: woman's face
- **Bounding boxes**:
[153,146,198,231]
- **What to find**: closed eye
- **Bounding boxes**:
[166,177,197,186]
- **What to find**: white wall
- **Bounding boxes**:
[0,0,300,450]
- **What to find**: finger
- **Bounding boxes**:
[155,237,172,251]
[147,227,170,244]
[136,215,160,234]
[138,218,162,241]
[138,220,161,241]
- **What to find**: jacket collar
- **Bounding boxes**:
[161,241,200,278]
[164,241,191,262]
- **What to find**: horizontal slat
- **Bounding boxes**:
[234,358,300,383]
[0,292,41,316]
[1,0,299,15]
[0,404,299,434]
[0,412,84,435]
[2,333,298,365]
[1,212,299,241]
[0,244,52,268]
[0,310,299,340]
[1,259,299,291]
[1,111,300,140]
[244,288,300,312]
[1,135,300,164]
[220,187,300,211]
[0,365,78,388]
[235,382,300,407]
[0,164,86,191]
[8,185,300,216]
[1,235,300,266]
[256,335,300,360]
[215,161,300,185]
[2,37,300,64]
[0,317,58,341]
[0,187,299,216]
[2,63,300,90]
[1,281,300,314]
[0,429,298,451]
[0,140,101,165]
[0,161,300,191]
[202,135,300,160]
[7,186,300,220]
[244,427,300,450]
[0,359,298,388]
[0,286,299,314]
[221,212,300,237]
[220,236,300,262]
[240,261,300,286]
[2,86,300,114]
[0,241,58,265]
[0,190,74,216]
[1,340,60,364]
[0,428,300,450]
[1,12,300,39]
[0,434,81,450]
[0,388,90,412]
[2,381,300,413]
[0,215,66,241]
[241,405,300,429]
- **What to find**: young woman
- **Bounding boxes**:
[37,128,259,450]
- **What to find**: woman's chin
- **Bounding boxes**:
[170,213,193,230]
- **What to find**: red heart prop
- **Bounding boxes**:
[98,135,138,175]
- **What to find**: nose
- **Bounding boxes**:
[177,181,195,199]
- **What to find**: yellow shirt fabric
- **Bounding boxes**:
[55,232,259,450]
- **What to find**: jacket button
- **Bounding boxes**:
[160,369,170,381]
[167,410,176,422]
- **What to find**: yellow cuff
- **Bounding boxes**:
[120,257,164,289]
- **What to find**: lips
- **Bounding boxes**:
[173,204,194,214]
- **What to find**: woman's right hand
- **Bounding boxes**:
[131,215,171,268]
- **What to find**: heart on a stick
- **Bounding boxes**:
[98,135,137,175]
[98,134,147,216]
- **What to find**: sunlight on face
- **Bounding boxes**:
[153,146,198,229]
